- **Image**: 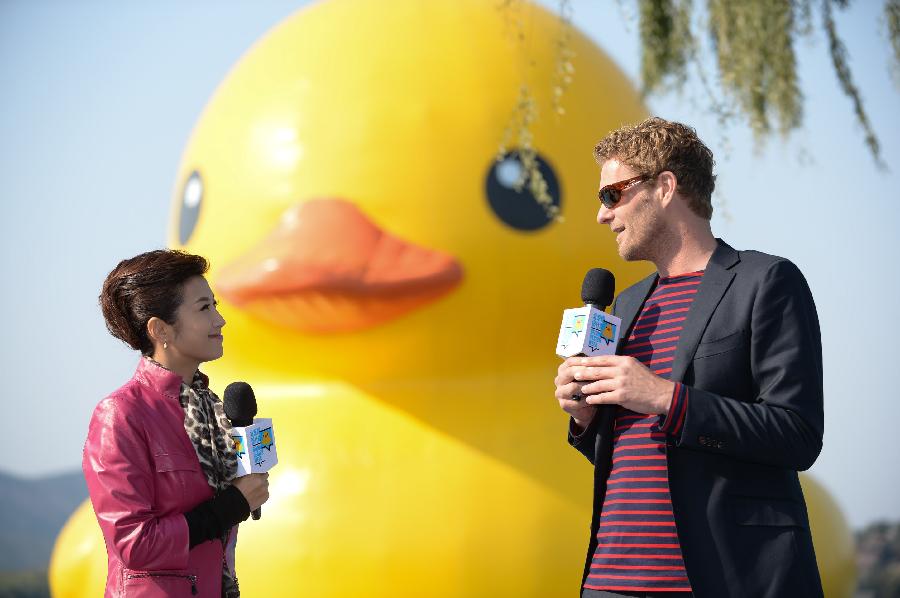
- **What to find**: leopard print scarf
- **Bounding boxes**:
[145,358,240,596]
[178,372,242,597]
[178,371,238,492]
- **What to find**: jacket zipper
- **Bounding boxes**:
[125,572,198,595]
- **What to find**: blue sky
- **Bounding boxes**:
[1,0,897,529]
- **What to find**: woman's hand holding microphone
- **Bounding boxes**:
[232,473,270,511]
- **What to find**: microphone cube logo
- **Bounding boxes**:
[233,418,279,476]
[259,427,274,449]
[249,424,276,467]
[570,314,587,334]
[232,435,247,457]
[587,314,617,352]
[556,306,621,358]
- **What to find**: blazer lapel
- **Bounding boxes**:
[669,239,739,382]
[613,273,657,355]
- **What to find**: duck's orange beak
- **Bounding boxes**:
[216,199,463,333]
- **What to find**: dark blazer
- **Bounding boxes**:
[570,239,825,597]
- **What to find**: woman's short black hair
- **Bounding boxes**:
[99,250,209,354]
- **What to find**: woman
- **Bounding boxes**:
[84,250,270,597]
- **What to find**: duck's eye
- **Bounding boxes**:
[485,151,561,231]
[179,171,203,245]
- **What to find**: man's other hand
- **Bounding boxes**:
[571,355,675,416]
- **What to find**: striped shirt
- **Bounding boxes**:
[584,271,703,593]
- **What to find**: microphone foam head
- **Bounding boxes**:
[223,381,257,427]
[581,268,615,309]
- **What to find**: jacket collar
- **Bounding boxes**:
[669,238,739,381]
[614,239,739,381]
[133,357,209,399]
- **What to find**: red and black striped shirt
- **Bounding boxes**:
[584,271,703,593]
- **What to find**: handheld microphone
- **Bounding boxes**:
[223,381,256,427]
[556,268,622,360]
[581,267,615,310]
[224,381,277,520]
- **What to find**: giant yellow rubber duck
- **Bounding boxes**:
[50,0,855,596]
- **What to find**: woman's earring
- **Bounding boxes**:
[163,341,168,350]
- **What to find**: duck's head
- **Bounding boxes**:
[169,0,649,388]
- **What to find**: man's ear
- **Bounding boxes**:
[657,171,678,208]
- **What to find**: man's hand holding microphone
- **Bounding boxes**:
[554,269,674,433]
[556,355,676,432]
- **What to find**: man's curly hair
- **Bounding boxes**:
[593,117,715,219]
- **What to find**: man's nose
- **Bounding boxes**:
[597,204,614,224]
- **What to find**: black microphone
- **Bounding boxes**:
[555,267,622,361]
[581,267,615,310]
[224,382,257,427]
[223,381,262,520]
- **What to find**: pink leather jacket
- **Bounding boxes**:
[83,358,230,597]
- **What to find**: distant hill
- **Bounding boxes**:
[0,470,87,572]
[856,520,900,597]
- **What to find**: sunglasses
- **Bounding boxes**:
[598,175,650,209]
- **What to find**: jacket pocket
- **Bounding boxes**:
[123,568,198,596]
[153,452,199,473]
[732,496,808,528]
[694,329,746,359]
[152,452,199,508]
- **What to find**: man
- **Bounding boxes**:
[555,117,824,598]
